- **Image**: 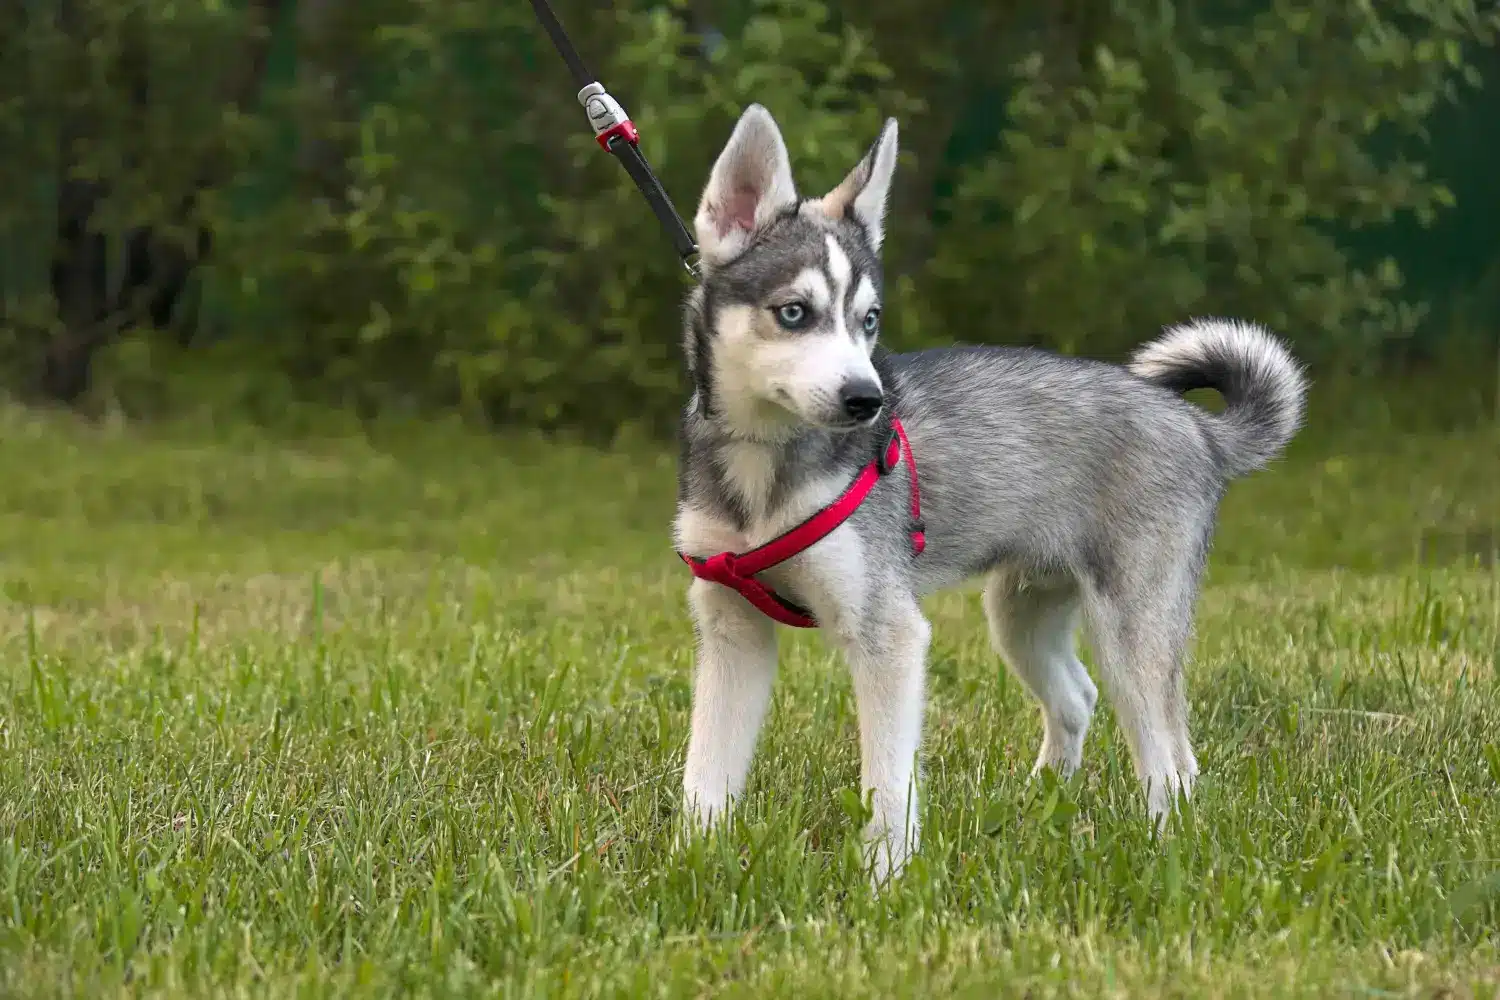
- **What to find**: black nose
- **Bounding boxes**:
[839,380,884,423]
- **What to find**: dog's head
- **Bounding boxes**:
[684,105,899,438]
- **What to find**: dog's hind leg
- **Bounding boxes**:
[682,579,779,830]
[983,571,1098,778]
[1080,551,1202,825]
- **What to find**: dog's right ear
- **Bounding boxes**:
[694,104,797,266]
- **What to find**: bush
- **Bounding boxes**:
[217,0,914,433]
[1,0,1496,433]
[921,0,1493,365]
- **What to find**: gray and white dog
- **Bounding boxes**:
[673,104,1306,881]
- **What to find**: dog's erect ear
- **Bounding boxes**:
[815,118,899,252]
[694,104,798,265]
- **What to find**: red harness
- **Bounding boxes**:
[678,418,925,628]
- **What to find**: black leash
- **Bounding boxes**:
[528,0,701,278]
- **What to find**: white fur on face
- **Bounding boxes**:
[825,236,852,301]
[770,328,879,428]
[711,289,881,436]
[823,236,854,343]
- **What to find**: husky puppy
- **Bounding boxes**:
[673,104,1306,881]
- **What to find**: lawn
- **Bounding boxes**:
[0,394,1496,998]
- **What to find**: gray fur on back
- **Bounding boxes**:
[679,316,1307,603]
[887,333,1299,597]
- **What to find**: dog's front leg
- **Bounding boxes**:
[682,579,779,830]
[843,595,931,885]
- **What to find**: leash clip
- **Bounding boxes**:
[578,82,638,150]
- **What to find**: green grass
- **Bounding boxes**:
[0,397,1496,998]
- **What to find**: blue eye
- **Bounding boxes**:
[775,302,809,329]
[863,308,881,335]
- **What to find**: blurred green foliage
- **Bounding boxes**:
[0,0,1496,433]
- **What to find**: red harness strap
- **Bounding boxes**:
[678,417,925,628]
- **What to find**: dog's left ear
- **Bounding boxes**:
[815,118,899,252]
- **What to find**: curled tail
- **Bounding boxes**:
[1129,318,1308,479]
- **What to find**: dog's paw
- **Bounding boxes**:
[676,784,735,852]
[671,788,735,857]
[682,786,730,830]
[1143,768,1197,833]
[863,823,917,888]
